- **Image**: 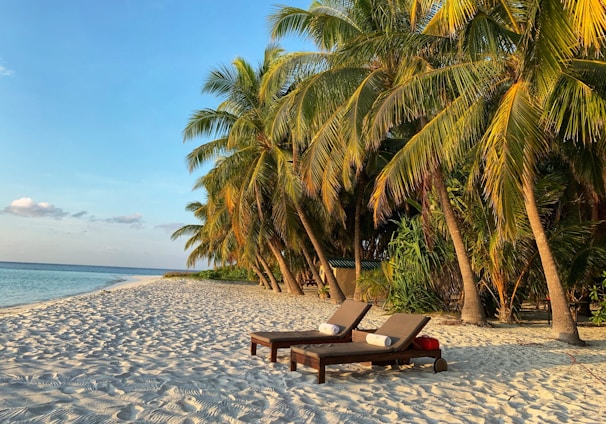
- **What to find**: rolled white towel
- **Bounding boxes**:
[366,333,392,347]
[318,322,341,335]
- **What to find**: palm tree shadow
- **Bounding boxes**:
[439,340,606,377]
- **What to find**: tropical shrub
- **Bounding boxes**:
[196,265,253,281]
[357,264,392,306]
[385,216,445,313]
[589,272,606,325]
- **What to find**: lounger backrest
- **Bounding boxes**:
[326,300,372,336]
[374,313,430,351]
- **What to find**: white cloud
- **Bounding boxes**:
[3,198,144,228]
[3,197,68,218]
[106,212,143,225]
[0,65,14,77]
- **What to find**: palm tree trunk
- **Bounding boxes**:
[494,273,511,323]
[257,253,281,293]
[294,200,346,303]
[251,261,270,289]
[251,183,300,293]
[268,238,304,295]
[300,243,324,287]
[290,134,344,301]
[433,168,486,325]
[353,186,364,301]
[523,175,583,345]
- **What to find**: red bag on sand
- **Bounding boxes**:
[413,335,440,350]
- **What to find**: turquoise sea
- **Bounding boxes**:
[0,261,183,309]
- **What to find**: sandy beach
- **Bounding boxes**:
[0,278,604,423]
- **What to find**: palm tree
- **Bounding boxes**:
[171,199,239,268]
[474,0,604,344]
[182,45,306,295]
[269,0,386,287]
[269,0,487,322]
[367,0,606,343]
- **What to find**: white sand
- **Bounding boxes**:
[0,279,604,423]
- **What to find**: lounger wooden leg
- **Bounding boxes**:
[251,342,257,356]
[318,365,326,384]
[270,347,278,362]
[290,359,297,371]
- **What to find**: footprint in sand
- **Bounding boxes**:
[178,396,202,412]
[105,382,125,396]
[116,404,143,421]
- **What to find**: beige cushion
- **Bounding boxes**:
[374,313,430,351]
[290,314,431,359]
[291,342,390,359]
[251,331,337,343]
[251,300,371,343]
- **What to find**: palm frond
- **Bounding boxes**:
[462,10,519,59]
[523,0,576,100]
[563,0,606,51]
[570,59,606,94]
[182,109,236,142]
[370,92,487,223]
[423,0,477,37]
[480,81,547,239]
[202,65,239,96]
[545,71,606,144]
[260,51,331,102]
[366,60,501,149]
[185,137,229,173]
[269,1,362,50]
[342,69,387,173]
[170,224,204,241]
[300,105,346,195]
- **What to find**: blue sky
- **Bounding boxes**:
[0,0,312,269]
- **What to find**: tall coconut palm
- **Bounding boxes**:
[368,0,606,343]
[182,45,306,295]
[269,0,487,321]
[171,171,285,292]
[473,0,604,344]
[267,0,401,289]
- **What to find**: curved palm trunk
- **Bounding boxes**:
[268,238,304,295]
[294,201,346,303]
[251,261,270,289]
[433,168,486,325]
[257,253,281,293]
[523,175,583,345]
[493,272,511,323]
[300,243,325,287]
[353,187,364,301]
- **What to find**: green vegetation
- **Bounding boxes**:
[385,216,445,313]
[174,1,606,343]
[195,266,253,282]
[163,271,198,278]
[164,266,254,282]
[590,273,606,325]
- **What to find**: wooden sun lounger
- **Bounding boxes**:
[250,300,371,362]
[290,313,447,383]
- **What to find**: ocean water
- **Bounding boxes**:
[0,261,183,309]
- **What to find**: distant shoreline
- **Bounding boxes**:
[0,275,165,316]
[0,259,191,273]
[0,261,199,310]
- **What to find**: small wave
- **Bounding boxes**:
[0,264,169,309]
[102,277,127,289]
